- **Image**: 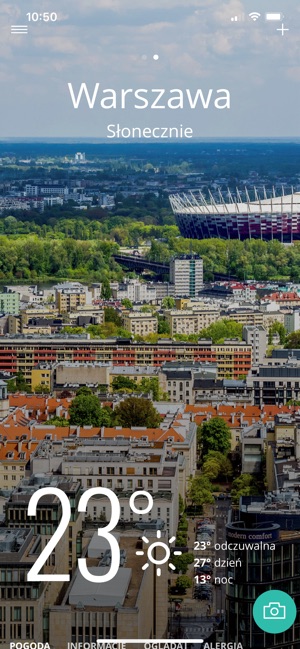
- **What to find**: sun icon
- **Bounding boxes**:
[135,530,182,577]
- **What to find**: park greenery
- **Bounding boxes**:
[51,390,162,429]
[65,314,246,346]
[202,450,233,482]
[7,371,31,393]
[111,376,168,400]
[175,576,193,593]
[230,474,261,504]
[2,196,300,280]
[285,331,300,349]
[113,396,161,428]
[268,321,286,345]
[197,418,232,460]
[187,475,215,508]
[172,553,194,575]
[69,390,113,427]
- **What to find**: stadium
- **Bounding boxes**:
[169,189,300,242]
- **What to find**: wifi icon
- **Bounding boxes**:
[249,12,261,21]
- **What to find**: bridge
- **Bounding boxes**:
[114,254,238,282]
[113,254,170,279]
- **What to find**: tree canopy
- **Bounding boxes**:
[231,474,261,504]
[198,418,231,459]
[69,393,113,427]
[188,475,214,506]
[285,331,300,349]
[202,450,233,481]
[113,396,161,427]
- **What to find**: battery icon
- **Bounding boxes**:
[265,12,283,21]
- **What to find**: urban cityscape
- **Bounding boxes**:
[1,141,300,649]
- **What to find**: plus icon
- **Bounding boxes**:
[277,23,289,35]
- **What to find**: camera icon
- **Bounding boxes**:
[263,603,286,620]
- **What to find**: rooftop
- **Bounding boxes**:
[170,189,300,216]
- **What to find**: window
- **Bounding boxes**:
[12,608,21,622]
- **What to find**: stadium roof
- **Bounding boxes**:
[170,189,300,216]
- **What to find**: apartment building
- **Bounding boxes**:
[0,335,252,381]
[223,308,285,330]
[284,309,300,333]
[242,324,267,365]
[165,308,220,336]
[122,312,158,336]
[111,278,156,303]
[6,474,83,571]
[159,362,254,404]
[49,532,168,647]
[261,291,300,307]
[55,282,87,312]
[0,528,47,647]
[0,439,38,489]
[169,254,203,297]
[32,438,180,535]
[160,360,218,404]
[213,339,252,379]
[31,363,53,391]
[248,358,300,406]
[0,292,20,316]
[0,380,9,419]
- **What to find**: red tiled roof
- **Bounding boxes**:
[0,440,38,461]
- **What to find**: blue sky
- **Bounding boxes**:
[1,0,300,137]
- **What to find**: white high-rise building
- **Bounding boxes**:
[169,255,203,297]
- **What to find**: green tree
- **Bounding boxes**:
[7,372,31,393]
[162,296,175,309]
[268,321,286,345]
[113,396,161,427]
[199,319,243,344]
[175,575,193,592]
[44,416,70,427]
[112,376,136,392]
[203,451,233,481]
[104,307,122,326]
[157,315,170,335]
[202,458,220,481]
[69,393,113,427]
[76,386,93,396]
[198,418,231,459]
[34,384,50,394]
[122,298,133,309]
[101,280,112,300]
[137,377,161,400]
[179,494,185,516]
[188,475,214,507]
[285,331,300,349]
[172,553,194,574]
[231,474,260,504]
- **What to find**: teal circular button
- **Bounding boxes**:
[253,590,297,634]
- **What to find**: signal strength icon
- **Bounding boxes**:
[249,12,261,21]
[231,16,238,21]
